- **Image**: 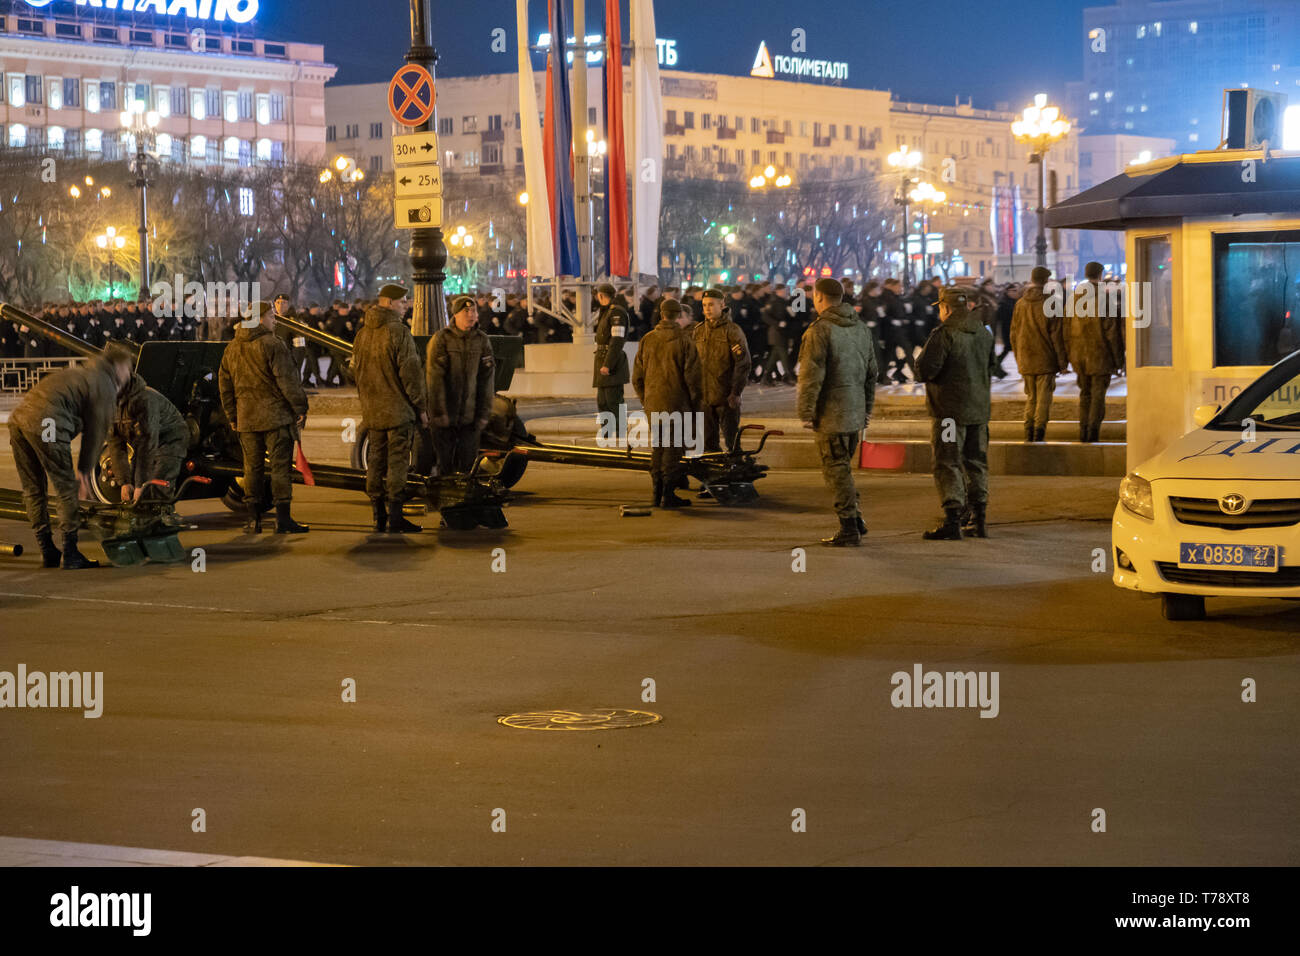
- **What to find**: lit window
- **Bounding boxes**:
[1136,25,1146,39]
[1189,132,1199,142]
[86,82,101,113]
[190,90,206,120]
[191,134,206,160]
[1189,21,1198,34]
[8,76,25,108]
[47,125,65,150]
[156,132,172,156]
[224,135,239,160]
[47,79,62,111]
[1153,21,1161,37]
[238,187,254,216]
[1104,90,1113,102]
[256,94,270,125]
[155,86,170,117]
[86,128,103,152]
[8,124,26,148]
[223,92,238,123]
[1088,91,1098,101]
[256,137,272,162]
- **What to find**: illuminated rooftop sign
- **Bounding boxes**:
[750,40,848,81]
[20,0,259,24]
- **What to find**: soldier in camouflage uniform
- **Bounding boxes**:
[9,343,135,568]
[351,283,427,534]
[218,301,310,534]
[632,298,703,508]
[796,278,878,547]
[917,286,999,540]
[1068,261,1126,443]
[427,295,495,476]
[692,289,751,460]
[105,373,190,504]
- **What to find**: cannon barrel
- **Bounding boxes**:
[0,302,139,361]
[274,313,354,359]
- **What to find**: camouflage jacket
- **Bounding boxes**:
[632,318,702,414]
[106,373,190,485]
[350,306,426,429]
[795,302,877,434]
[691,314,751,405]
[11,355,122,473]
[218,324,308,433]
[427,324,495,426]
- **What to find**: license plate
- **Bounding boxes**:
[1178,543,1279,571]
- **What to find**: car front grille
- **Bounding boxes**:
[1156,562,1300,588]
[1169,496,1300,530]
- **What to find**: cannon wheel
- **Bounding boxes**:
[92,450,121,506]
[498,417,530,489]
[351,424,436,476]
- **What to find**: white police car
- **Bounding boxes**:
[1113,350,1300,620]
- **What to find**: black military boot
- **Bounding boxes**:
[1023,422,1035,444]
[822,517,862,547]
[274,503,310,534]
[650,474,664,508]
[387,501,422,534]
[660,479,692,508]
[244,500,262,534]
[61,531,100,569]
[962,503,988,538]
[855,515,868,536]
[371,498,387,533]
[1033,426,1047,443]
[35,529,61,568]
[922,508,965,541]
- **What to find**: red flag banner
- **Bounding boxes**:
[604,0,630,276]
[294,441,316,486]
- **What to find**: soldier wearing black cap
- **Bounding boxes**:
[353,283,427,533]
[593,282,630,441]
[917,286,998,540]
[218,301,310,534]
[691,287,750,458]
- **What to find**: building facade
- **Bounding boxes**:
[0,0,335,166]
[1068,0,1300,151]
[325,68,1079,282]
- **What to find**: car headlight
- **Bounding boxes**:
[1119,473,1154,519]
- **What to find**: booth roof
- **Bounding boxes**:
[1045,151,1300,231]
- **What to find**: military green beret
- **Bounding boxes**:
[701,288,724,300]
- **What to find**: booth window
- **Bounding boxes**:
[1213,230,1300,367]
[1135,235,1173,367]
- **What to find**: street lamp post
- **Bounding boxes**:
[96,226,127,299]
[1011,93,1070,269]
[120,102,159,300]
[908,182,946,279]
[406,0,448,336]
[887,145,922,291]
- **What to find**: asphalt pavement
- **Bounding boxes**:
[0,454,1296,866]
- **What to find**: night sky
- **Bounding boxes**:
[255,0,1095,108]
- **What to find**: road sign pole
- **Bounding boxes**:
[406,0,446,336]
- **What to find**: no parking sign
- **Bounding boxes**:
[388,64,436,127]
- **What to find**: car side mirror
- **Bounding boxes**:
[1193,403,1221,428]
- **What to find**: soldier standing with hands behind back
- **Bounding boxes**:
[692,287,751,458]
[917,286,998,540]
[218,300,310,534]
[351,283,427,534]
[796,277,877,547]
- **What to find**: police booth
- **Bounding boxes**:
[1046,94,1300,468]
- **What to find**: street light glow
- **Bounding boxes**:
[518,191,529,205]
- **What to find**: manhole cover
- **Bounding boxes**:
[498,709,662,731]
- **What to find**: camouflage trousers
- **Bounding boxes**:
[815,430,861,520]
[238,426,295,506]
[366,422,414,503]
[432,424,482,475]
[8,421,80,535]
[1078,374,1111,438]
[649,414,688,483]
[703,402,740,453]
[139,431,189,489]
[932,420,989,511]
[1022,374,1057,431]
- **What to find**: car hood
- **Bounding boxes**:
[1139,427,1300,481]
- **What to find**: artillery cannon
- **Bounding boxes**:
[1,302,514,533]
[273,313,777,504]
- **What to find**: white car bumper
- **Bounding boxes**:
[1112,479,1300,599]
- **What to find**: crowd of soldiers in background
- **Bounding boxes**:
[3,272,1129,401]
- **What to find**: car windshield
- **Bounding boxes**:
[1214,350,1300,429]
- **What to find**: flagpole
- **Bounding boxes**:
[572,0,593,343]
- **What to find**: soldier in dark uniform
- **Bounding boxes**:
[796,278,877,547]
[9,343,134,568]
[427,295,495,476]
[105,373,190,504]
[858,281,890,385]
[218,301,310,534]
[759,285,796,383]
[917,286,998,540]
[351,283,427,534]
[691,288,751,455]
[632,297,702,509]
[592,281,630,441]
